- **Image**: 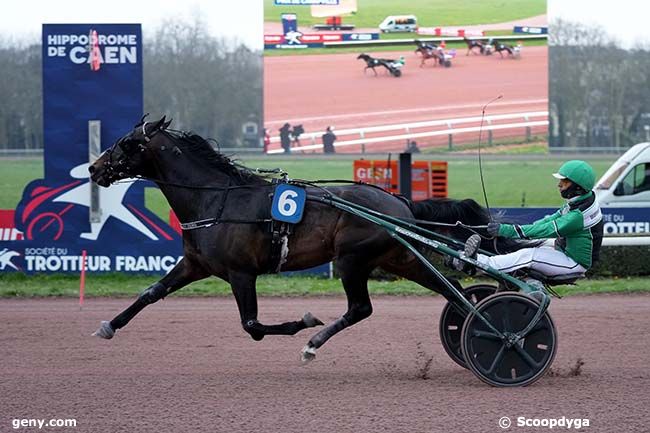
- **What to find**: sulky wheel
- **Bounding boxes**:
[439,284,497,368]
[461,293,557,387]
[392,69,402,77]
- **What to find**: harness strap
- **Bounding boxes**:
[267,220,293,274]
[180,218,274,231]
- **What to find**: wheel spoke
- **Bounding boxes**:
[472,329,502,341]
[485,344,507,375]
[513,342,542,369]
[501,302,512,331]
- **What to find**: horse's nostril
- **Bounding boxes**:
[88,165,95,174]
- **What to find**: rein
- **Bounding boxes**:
[104,124,493,235]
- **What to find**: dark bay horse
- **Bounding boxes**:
[462,37,485,55]
[357,53,382,75]
[357,53,403,77]
[89,117,522,362]
[414,40,452,67]
[414,39,439,66]
[487,39,519,58]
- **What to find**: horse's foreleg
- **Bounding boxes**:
[229,271,323,342]
[301,256,373,363]
[92,258,207,339]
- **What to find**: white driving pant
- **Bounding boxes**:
[475,246,586,277]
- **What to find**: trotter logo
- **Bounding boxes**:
[0,248,20,271]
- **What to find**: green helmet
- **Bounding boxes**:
[552,160,596,191]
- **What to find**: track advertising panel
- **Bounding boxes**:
[264,12,378,49]
[0,24,182,275]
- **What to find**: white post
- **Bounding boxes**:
[89,120,101,224]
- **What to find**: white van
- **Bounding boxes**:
[595,142,650,207]
[379,15,418,33]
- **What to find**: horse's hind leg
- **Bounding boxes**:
[92,258,207,339]
[229,271,323,342]
[301,255,373,363]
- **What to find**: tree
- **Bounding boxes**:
[550,19,650,150]
[0,19,263,151]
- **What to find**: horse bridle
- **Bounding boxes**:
[101,121,162,182]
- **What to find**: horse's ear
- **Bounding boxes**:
[136,113,150,127]
[151,116,166,131]
[163,118,173,130]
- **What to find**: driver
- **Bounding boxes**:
[453,160,604,279]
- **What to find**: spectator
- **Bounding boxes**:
[322,126,337,154]
[263,128,270,153]
[405,140,420,154]
[279,123,291,154]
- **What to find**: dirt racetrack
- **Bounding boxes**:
[264,46,547,152]
[1,294,648,432]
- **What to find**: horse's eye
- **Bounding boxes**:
[117,137,139,153]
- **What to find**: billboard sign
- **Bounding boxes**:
[0,24,182,275]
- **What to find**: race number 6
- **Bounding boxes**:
[271,184,306,224]
[278,190,298,216]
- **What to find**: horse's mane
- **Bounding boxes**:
[161,129,269,185]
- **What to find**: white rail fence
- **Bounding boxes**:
[602,234,650,246]
[267,111,549,154]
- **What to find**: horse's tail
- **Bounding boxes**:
[409,197,489,226]
[407,197,541,253]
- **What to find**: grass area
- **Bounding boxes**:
[426,138,550,155]
[0,158,42,206]
[0,273,646,298]
[482,142,550,155]
[444,159,613,207]
[1,157,616,220]
[264,0,546,28]
[148,156,614,217]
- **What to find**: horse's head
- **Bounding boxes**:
[89,115,172,187]
[357,53,369,61]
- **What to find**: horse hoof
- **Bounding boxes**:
[302,312,324,328]
[92,321,115,339]
[301,345,317,363]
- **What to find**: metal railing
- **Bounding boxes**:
[267,111,549,154]
[602,233,650,246]
[0,149,43,157]
[324,34,547,48]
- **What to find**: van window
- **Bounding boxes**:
[395,18,415,25]
[615,163,650,195]
[596,161,628,189]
